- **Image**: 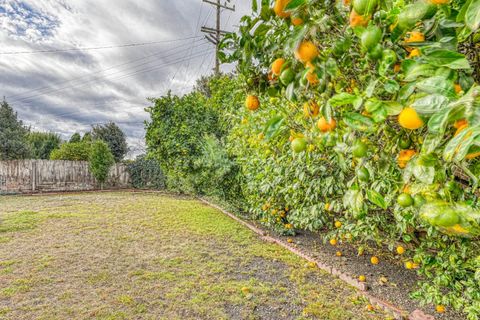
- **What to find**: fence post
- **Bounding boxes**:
[31,161,37,192]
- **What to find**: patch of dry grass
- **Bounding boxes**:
[0,192,387,320]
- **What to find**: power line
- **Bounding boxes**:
[0,36,202,55]
[9,41,210,104]
[7,38,208,102]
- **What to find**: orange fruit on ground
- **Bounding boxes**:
[358,275,366,282]
[398,107,423,130]
[349,10,371,27]
[273,0,291,18]
[398,149,417,169]
[329,238,338,246]
[370,256,379,265]
[396,246,405,255]
[336,251,342,257]
[291,16,304,26]
[317,117,337,132]
[245,95,260,111]
[287,238,293,243]
[295,41,319,63]
[241,287,250,294]
[366,304,375,311]
[405,261,414,269]
[436,305,446,313]
[303,101,320,118]
[335,221,342,228]
[271,58,286,76]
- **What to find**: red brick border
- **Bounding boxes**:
[199,197,435,320]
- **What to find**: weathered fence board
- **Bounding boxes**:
[0,160,130,194]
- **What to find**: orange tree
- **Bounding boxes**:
[220,0,480,317]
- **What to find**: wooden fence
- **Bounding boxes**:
[0,160,130,194]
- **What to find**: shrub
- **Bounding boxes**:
[28,132,61,159]
[89,141,115,188]
[216,0,480,317]
[127,156,165,189]
[50,142,91,161]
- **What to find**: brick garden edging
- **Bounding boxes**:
[199,197,436,320]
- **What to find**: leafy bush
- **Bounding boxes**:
[145,91,222,192]
[0,100,31,160]
[50,142,91,161]
[28,132,61,159]
[89,140,115,188]
[127,156,165,189]
[92,122,128,162]
[215,0,480,317]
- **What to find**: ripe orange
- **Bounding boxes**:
[405,261,414,269]
[291,16,304,26]
[454,83,463,94]
[295,41,319,63]
[349,10,370,27]
[317,117,337,132]
[305,62,319,85]
[429,0,449,3]
[408,48,421,58]
[335,221,342,228]
[398,107,423,130]
[370,256,379,265]
[287,238,294,243]
[405,31,425,43]
[245,95,260,111]
[366,304,375,311]
[273,0,291,18]
[358,275,366,282]
[396,246,405,255]
[271,58,285,76]
[329,238,338,246]
[303,101,320,118]
[336,251,343,257]
[398,149,416,169]
[436,305,446,313]
[454,119,468,129]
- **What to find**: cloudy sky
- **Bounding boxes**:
[0,0,250,157]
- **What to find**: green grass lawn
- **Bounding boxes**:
[0,192,386,320]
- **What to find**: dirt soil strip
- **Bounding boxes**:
[198,197,436,320]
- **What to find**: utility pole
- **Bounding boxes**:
[201,0,235,75]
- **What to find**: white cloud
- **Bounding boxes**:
[0,0,250,158]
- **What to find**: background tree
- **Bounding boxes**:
[50,141,91,161]
[0,100,31,160]
[92,122,128,162]
[28,132,61,159]
[69,133,81,143]
[89,140,114,189]
[82,132,92,142]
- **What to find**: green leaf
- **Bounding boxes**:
[285,0,306,11]
[384,101,403,116]
[412,94,449,114]
[252,0,258,12]
[427,107,451,134]
[444,127,480,162]
[416,76,456,98]
[367,189,388,209]
[411,159,435,184]
[465,0,480,31]
[384,80,400,94]
[343,113,376,132]
[404,63,436,82]
[424,50,471,69]
[263,116,285,139]
[329,93,358,106]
